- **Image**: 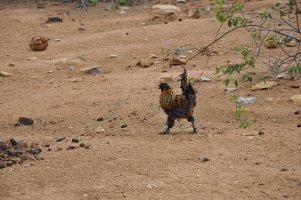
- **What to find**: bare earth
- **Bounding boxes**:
[0,0,300,199]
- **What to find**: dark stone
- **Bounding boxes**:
[97,117,104,121]
[43,144,50,148]
[79,143,85,148]
[281,168,288,172]
[294,110,300,115]
[84,145,90,149]
[121,124,128,128]
[67,145,76,150]
[46,17,63,23]
[10,138,17,146]
[201,157,210,162]
[258,131,264,135]
[297,123,301,128]
[18,117,34,125]
[72,138,79,143]
[56,137,66,142]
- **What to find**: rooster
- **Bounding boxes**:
[159,68,197,134]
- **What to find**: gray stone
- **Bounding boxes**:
[0,71,13,77]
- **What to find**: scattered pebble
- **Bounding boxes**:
[281,167,288,172]
[80,65,102,75]
[72,138,79,143]
[8,63,15,67]
[97,117,104,121]
[18,117,34,125]
[110,54,118,58]
[0,71,13,77]
[225,88,237,92]
[121,124,128,128]
[84,145,90,149]
[66,145,76,150]
[200,157,210,162]
[251,81,277,91]
[237,97,256,104]
[43,144,50,148]
[294,110,300,115]
[258,131,264,135]
[283,193,289,198]
[96,127,105,133]
[199,76,211,82]
[28,57,38,60]
[56,137,66,142]
[78,27,85,31]
[79,143,85,148]
[297,123,301,128]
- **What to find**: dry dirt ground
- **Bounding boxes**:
[0,0,301,199]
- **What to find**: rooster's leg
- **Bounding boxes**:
[160,115,175,134]
[187,115,197,133]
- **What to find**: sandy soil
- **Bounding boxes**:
[0,0,300,199]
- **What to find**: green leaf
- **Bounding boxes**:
[224,78,230,86]
[234,80,238,87]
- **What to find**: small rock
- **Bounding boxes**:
[46,17,63,23]
[152,4,181,15]
[96,127,105,133]
[54,39,62,42]
[188,8,200,19]
[29,36,49,51]
[136,58,153,68]
[28,57,38,60]
[251,81,277,91]
[285,39,297,47]
[56,137,66,142]
[294,110,300,115]
[281,167,288,172]
[199,76,211,82]
[121,124,127,128]
[47,148,52,151]
[57,147,63,151]
[176,0,186,3]
[97,117,104,121]
[283,193,289,198]
[43,144,50,148]
[297,123,301,128]
[72,138,79,143]
[290,95,301,106]
[237,97,256,104]
[0,71,13,77]
[258,131,264,135]
[79,143,85,148]
[18,117,34,125]
[290,85,300,89]
[225,88,237,92]
[169,57,186,66]
[67,145,76,150]
[110,54,118,58]
[276,72,287,79]
[78,27,85,31]
[80,65,102,75]
[201,157,210,162]
[8,63,15,67]
[84,145,90,149]
[149,54,158,59]
[10,138,18,146]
